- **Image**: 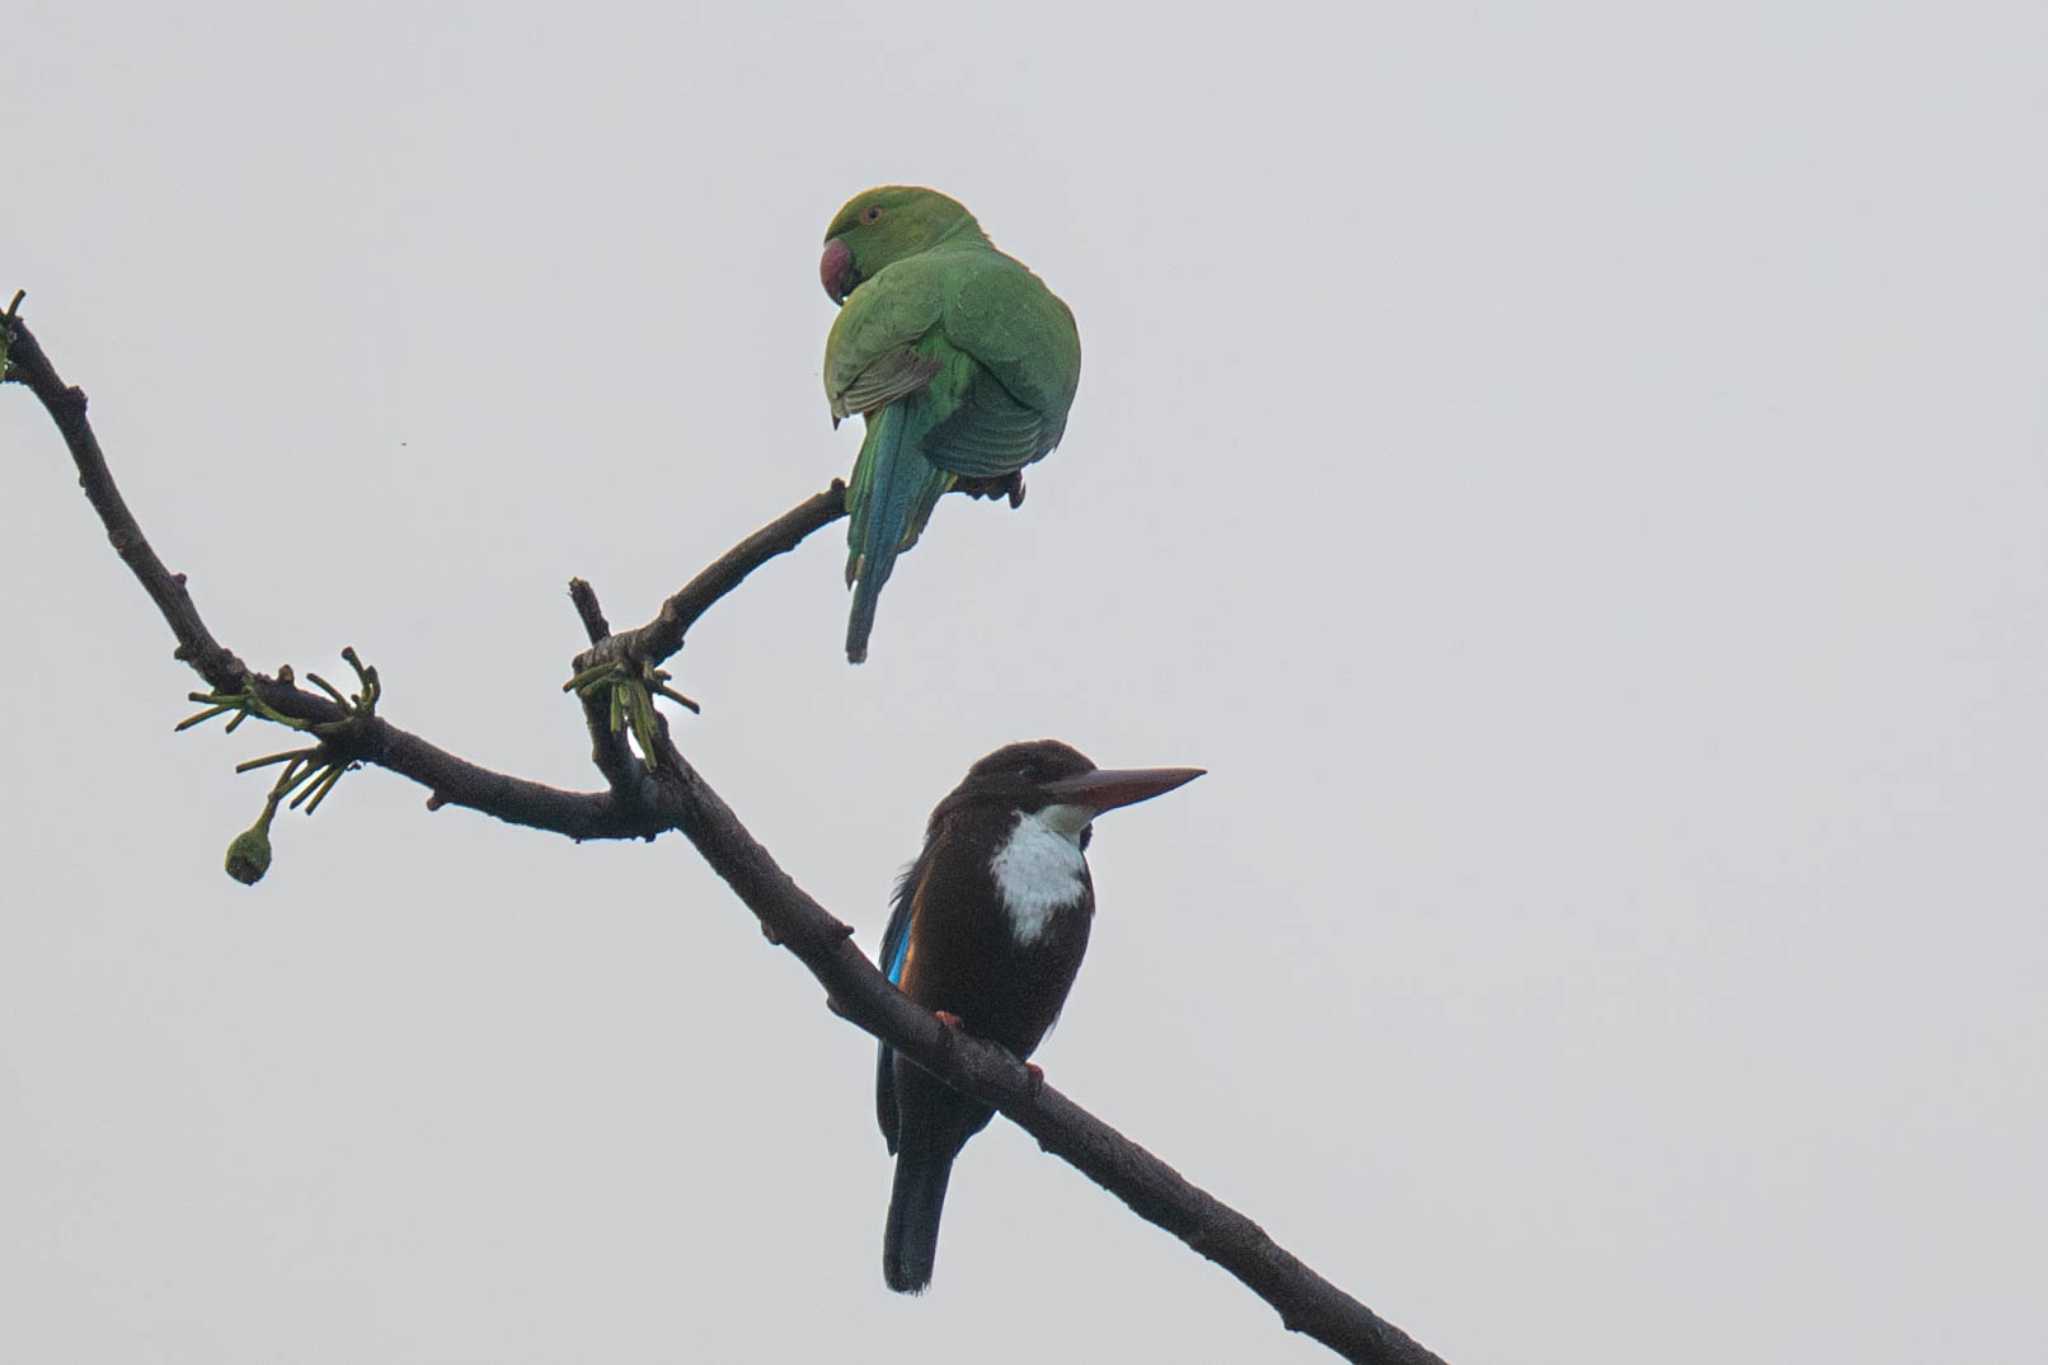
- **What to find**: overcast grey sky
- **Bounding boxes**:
[5,3,2045,1361]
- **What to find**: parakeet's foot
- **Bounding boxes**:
[1023,1061,1045,1095]
[933,1010,964,1030]
[956,472,1026,508]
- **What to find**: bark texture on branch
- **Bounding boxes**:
[5,308,1446,1365]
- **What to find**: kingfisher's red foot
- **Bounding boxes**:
[1023,1062,1045,1094]
[933,1010,964,1030]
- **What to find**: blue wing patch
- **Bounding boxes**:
[875,862,920,1153]
[879,864,917,987]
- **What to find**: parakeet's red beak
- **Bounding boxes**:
[821,238,859,305]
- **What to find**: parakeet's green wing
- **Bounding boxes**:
[941,256,1081,417]
[825,244,1079,464]
[921,370,1055,479]
[920,255,1082,477]
[824,254,949,419]
[835,350,940,421]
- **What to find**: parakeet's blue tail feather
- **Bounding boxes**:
[845,403,951,664]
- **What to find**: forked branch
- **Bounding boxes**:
[4,306,1445,1365]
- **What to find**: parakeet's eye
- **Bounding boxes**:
[862,205,884,224]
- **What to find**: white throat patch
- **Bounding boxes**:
[988,805,1090,946]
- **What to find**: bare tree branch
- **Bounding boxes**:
[571,482,849,677]
[6,307,250,693]
[4,308,1446,1365]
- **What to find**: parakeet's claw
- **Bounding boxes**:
[954,471,1026,508]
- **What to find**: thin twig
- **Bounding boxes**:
[573,483,849,677]
[567,577,612,643]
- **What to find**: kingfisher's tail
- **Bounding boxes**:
[883,1147,957,1294]
[845,403,951,665]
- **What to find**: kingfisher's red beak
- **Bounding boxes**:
[1039,766,1205,815]
[821,238,859,305]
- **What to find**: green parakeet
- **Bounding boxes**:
[820,186,1082,663]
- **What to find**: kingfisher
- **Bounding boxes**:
[874,739,1204,1294]
[819,186,1082,664]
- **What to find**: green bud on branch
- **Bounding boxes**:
[224,824,273,885]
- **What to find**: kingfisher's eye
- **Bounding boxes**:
[862,205,884,224]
